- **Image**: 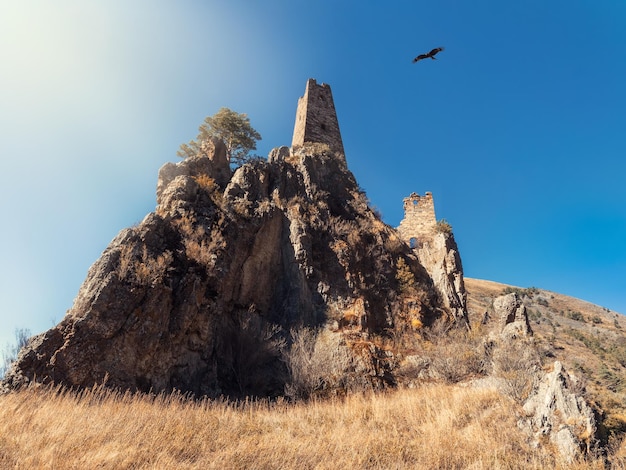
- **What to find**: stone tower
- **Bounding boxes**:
[397,192,437,246]
[292,78,345,157]
[396,191,468,325]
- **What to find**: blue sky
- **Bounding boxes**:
[1,0,625,348]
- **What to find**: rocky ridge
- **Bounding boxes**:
[3,139,446,398]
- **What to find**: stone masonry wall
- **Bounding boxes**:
[292,78,345,158]
[397,192,436,244]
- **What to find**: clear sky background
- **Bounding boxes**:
[1,0,625,348]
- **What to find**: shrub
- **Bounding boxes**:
[193,174,218,192]
[229,197,254,217]
[227,316,287,397]
[537,297,549,307]
[1,328,31,378]
[299,142,332,156]
[421,324,488,383]
[369,205,383,220]
[568,311,586,322]
[395,258,416,294]
[501,286,540,298]
[284,328,352,399]
[435,219,452,234]
[528,309,542,322]
[491,341,540,402]
[118,245,173,286]
[525,287,540,296]
[184,239,215,267]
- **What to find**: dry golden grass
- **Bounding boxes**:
[0,383,610,469]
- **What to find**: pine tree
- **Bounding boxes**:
[177,107,262,166]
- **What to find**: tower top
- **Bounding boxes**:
[291,78,345,157]
[397,192,437,245]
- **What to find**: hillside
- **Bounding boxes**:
[465,277,626,440]
[5,273,625,467]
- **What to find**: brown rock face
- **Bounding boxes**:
[3,144,446,398]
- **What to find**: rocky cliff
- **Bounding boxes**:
[3,140,451,398]
[413,229,467,325]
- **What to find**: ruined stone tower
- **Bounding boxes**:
[397,192,468,324]
[397,192,437,246]
[292,78,345,157]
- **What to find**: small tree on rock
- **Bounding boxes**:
[177,107,262,166]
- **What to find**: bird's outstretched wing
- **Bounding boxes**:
[428,47,444,57]
[412,53,429,63]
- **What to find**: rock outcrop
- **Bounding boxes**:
[520,361,597,462]
[2,141,447,398]
[414,230,467,324]
[493,292,533,339]
[396,193,467,324]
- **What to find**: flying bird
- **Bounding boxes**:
[413,47,444,63]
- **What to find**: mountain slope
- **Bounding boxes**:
[465,277,626,439]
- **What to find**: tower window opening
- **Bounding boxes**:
[409,237,418,249]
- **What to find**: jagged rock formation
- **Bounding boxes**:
[493,292,533,339]
[475,291,597,461]
[520,361,598,462]
[414,232,467,324]
[2,138,448,398]
[397,192,467,324]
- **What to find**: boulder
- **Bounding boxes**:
[520,361,597,462]
[156,137,230,206]
[268,146,290,163]
[493,292,532,339]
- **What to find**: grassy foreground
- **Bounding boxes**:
[1,384,622,469]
